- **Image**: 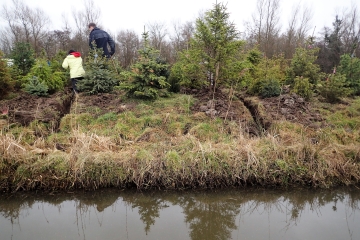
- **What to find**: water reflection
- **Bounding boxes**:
[0,187,359,240]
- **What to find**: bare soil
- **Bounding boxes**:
[0,88,72,128]
[1,88,327,130]
[70,92,136,116]
[189,88,327,129]
[189,88,254,122]
[259,94,326,127]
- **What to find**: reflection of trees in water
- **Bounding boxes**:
[0,190,121,240]
[178,192,240,240]
[73,190,121,239]
[1,188,360,239]
[0,196,34,224]
[0,192,73,224]
[75,190,120,212]
[120,191,242,238]
[121,192,168,234]
[282,188,359,226]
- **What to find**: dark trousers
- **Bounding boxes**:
[71,77,83,93]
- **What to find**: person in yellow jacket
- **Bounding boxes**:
[62,50,85,93]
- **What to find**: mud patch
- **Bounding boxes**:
[258,93,326,128]
[190,88,254,123]
[189,88,262,136]
[0,88,73,129]
[240,96,272,130]
[71,91,136,116]
[189,88,327,131]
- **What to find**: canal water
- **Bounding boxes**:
[0,187,359,240]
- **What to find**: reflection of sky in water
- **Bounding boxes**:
[0,189,359,240]
[234,199,358,240]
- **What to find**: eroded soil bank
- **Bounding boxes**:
[1,89,359,192]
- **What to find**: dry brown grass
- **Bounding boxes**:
[1,95,360,192]
[2,121,360,192]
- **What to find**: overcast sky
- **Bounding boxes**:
[1,0,359,36]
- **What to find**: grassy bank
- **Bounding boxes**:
[1,93,360,192]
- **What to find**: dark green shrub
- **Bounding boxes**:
[286,47,322,85]
[24,76,49,96]
[338,54,360,95]
[0,51,13,99]
[7,65,23,89]
[248,78,281,98]
[248,78,264,95]
[168,64,182,93]
[10,42,35,75]
[119,31,170,100]
[260,79,281,98]
[78,48,118,95]
[247,55,287,96]
[318,73,351,103]
[24,59,65,93]
[293,76,313,101]
[168,52,206,90]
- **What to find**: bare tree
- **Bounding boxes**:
[73,0,101,33]
[283,2,313,58]
[146,21,168,53]
[297,5,313,41]
[72,0,102,55]
[28,8,51,55]
[1,0,50,56]
[167,20,195,63]
[116,29,140,69]
[340,4,360,56]
[245,0,281,57]
[0,28,13,54]
[41,32,57,58]
[41,29,72,58]
[171,20,194,52]
[13,0,31,43]
[1,0,30,44]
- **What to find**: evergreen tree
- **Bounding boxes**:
[324,16,343,71]
[338,54,360,95]
[286,46,322,86]
[10,42,35,76]
[0,51,13,99]
[293,76,313,101]
[23,76,49,97]
[247,54,287,97]
[120,30,170,100]
[24,59,65,93]
[194,2,244,91]
[77,47,118,95]
[317,16,343,73]
[170,2,245,91]
[318,73,351,103]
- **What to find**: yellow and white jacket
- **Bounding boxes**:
[62,52,85,78]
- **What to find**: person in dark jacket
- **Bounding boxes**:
[88,22,115,58]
